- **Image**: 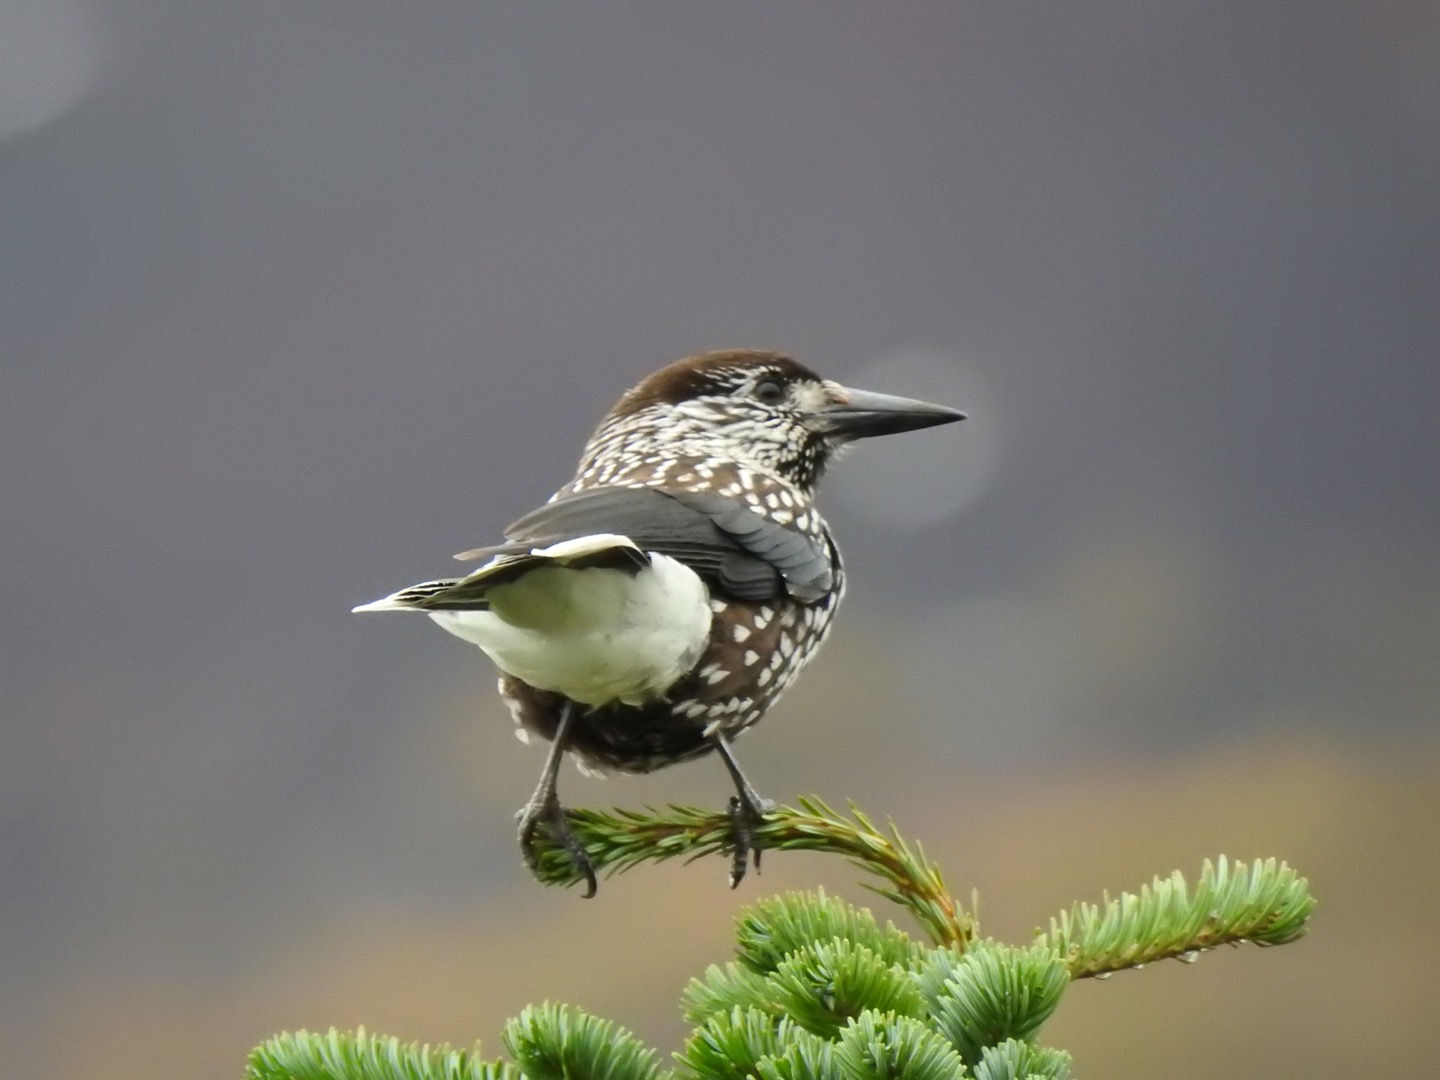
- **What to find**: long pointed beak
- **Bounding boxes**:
[821,386,966,440]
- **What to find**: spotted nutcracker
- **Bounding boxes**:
[354,349,965,894]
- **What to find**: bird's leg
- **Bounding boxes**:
[714,734,775,889]
[516,701,597,898]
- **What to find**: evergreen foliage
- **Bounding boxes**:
[246,1027,516,1080]
[503,1003,664,1080]
[920,942,1068,1067]
[970,1040,1072,1080]
[1038,855,1313,978]
[246,800,1314,1080]
[526,799,972,947]
[733,891,924,974]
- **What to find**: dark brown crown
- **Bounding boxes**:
[608,349,824,418]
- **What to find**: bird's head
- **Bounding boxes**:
[587,349,965,492]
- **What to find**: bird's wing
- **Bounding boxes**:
[487,486,833,603]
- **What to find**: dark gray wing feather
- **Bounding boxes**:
[667,491,833,602]
[499,487,832,603]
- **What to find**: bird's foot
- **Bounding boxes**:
[517,794,597,898]
[726,791,776,889]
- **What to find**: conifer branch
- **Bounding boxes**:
[248,808,1316,1080]
[528,797,974,948]
[246,1027,516,1080]
[972,1038,1073,1080]
[502,1003,665,1080]
[1037,855,1316,979]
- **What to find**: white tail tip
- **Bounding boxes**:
[351,596,413,613]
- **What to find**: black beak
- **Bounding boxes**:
[821,386,966,440]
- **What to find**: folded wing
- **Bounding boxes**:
[355,486,831,613]
[494,487,832,603]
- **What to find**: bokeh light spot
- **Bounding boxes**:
[0,0,102,141]
[830,349,999,528]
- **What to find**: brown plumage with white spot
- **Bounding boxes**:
[354,349,964,894]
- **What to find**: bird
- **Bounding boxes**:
[353,349,965,895]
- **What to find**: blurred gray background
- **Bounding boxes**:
[3,2,1437,1077]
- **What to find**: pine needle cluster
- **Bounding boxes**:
[247,799,1314,1080]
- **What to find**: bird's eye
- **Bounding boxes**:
[753,379,786,405]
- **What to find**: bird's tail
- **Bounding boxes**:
[351,578,466,612]
[352,532,647,613]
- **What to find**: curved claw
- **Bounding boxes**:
[726,791,774,889]
[714,734,774,888]
[514,699,597,897]
[518,797,598,898]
